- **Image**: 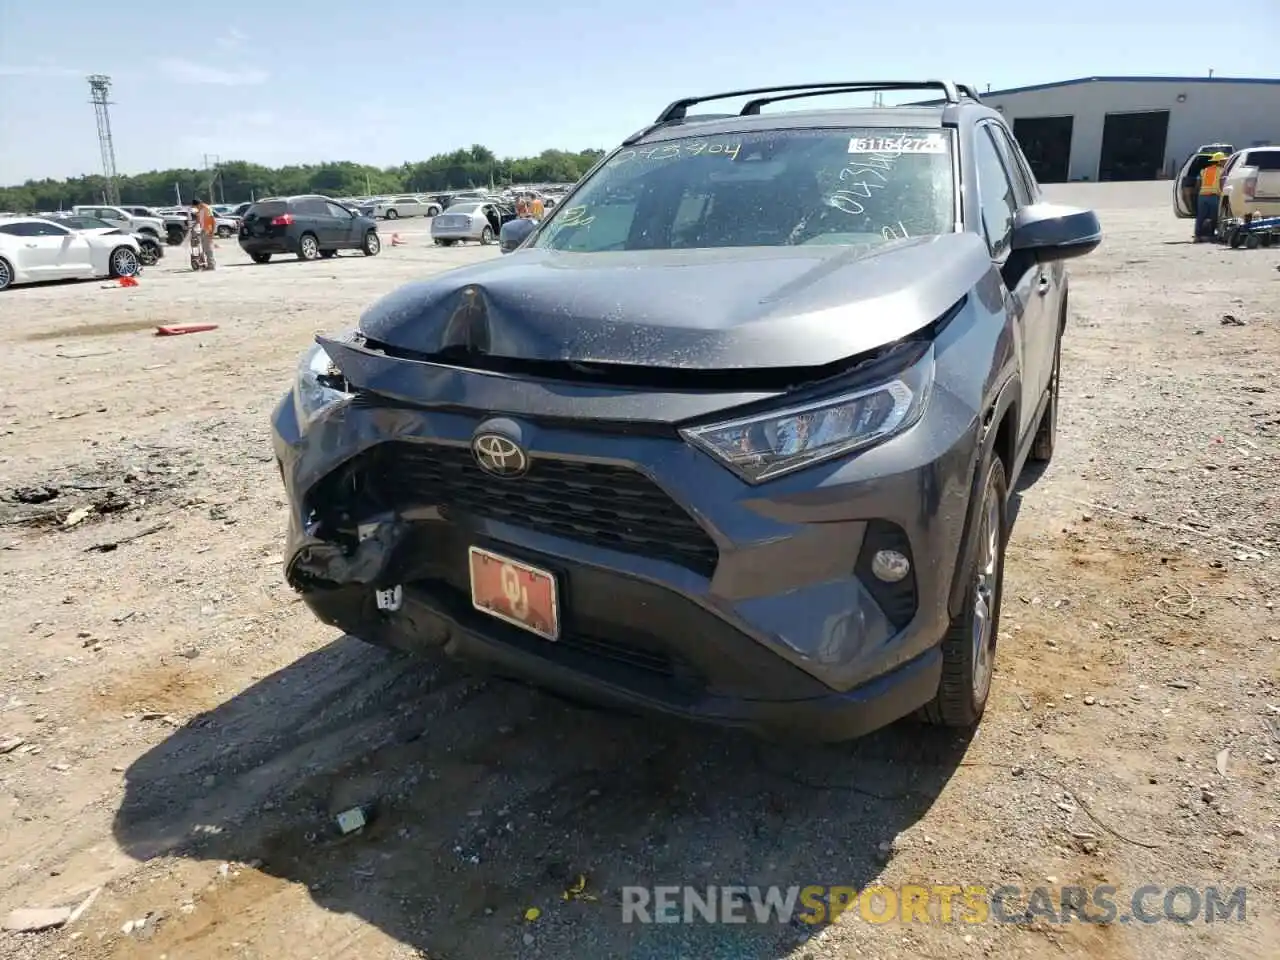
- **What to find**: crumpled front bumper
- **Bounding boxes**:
[270,334,983,739]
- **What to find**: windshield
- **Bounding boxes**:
[533,127,955,253]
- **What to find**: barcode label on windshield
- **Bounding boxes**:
[848,135,946,155]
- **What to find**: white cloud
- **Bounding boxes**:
[157,58,267,86]
[0,64,84,78]
[215,28,249,52]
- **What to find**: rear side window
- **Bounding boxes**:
[295,199,328,216]
[1244,150,1280,171]
[247,201,288,218]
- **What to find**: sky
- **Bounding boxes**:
[1,0,1278,185]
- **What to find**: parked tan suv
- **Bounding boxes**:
[1217,147,1280,222]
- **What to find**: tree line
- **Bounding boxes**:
[0,145,606,212]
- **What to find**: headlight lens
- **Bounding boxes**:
[294,341,353,428]
[680,345,934,483]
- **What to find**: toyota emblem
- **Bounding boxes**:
[472,433,529,477]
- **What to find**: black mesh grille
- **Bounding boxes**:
[366,442,719,577]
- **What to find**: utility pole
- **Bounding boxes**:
[87,75,121,205]
[203,153,222,203]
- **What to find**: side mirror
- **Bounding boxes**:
[499,217,536,254]
[1010,203,1102,262]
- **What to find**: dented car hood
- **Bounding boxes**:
[358,233,990,370]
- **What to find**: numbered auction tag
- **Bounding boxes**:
[848,134,947,155]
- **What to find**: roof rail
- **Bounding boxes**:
[740,85,904,115]
[655,81,976,123]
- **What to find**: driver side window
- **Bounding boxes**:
[973,127,1019,259]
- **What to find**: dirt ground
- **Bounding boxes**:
[0,186,1277,960]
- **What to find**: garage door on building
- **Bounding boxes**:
[1012,116,1074,183]
[1098,111,1170,181]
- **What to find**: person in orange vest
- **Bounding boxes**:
[190,197,218,269]
[530,195,544,220]
[1194,153,1227,242]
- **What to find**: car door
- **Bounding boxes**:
[1173,154,1211,219]
[326,202,359,247]
[295,198,334,245]
[392,196,419,218]
[972,124,1048,444]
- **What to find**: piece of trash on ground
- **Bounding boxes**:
[336,806,367,834]
[4,906,73,932]
[562,874,598,902]
[155,324,219,337]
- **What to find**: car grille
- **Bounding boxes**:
[368,441,719,576]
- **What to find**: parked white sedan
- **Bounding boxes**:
[0,216,141,291]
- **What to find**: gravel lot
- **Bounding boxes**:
[0,185,1277,960]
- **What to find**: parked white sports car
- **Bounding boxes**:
[0,216,141,291]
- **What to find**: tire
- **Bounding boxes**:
[1245,234,1261,250]
[385,209,399,220]
[923,455,1008,729]
[251,252,272,264]
[166,227,185,246]
[362,231,381,256]
[216,225,234,239]
[427,205,441,217]
[297,233,320,261]
[480,226,494,245]
[109,245,140,278]
[319,249,337,259]
[137,242,160,266]
[0,256,12,291]
[1229,228,1244,249]
[1028,335,1060,463]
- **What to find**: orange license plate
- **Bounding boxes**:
[468,546,560,641]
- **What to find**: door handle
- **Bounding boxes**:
[1037,274,1052,295]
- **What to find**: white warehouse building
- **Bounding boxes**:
[976,76,1280,183]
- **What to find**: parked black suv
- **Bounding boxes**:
[239,195,380,263]
[272,81,1101,742]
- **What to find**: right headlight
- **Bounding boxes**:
[293,339,354,429]
[680,345,934,484]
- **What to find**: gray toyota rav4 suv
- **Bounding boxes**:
[272,80,1101,742]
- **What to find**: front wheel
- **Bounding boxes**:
[362,231,381,256]
[109,246,140,278]
[137,242,161,266]
[297,233,320,261]
[385,209,399,221]
[216,225,234,239]
[923,455,1008,729]
[480,226,494,245]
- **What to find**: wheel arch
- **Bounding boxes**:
[947,374,1019,619]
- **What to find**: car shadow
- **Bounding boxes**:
[1006,458,1050,530]
[114,636,968,958]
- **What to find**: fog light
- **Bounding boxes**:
[871,549,911,583]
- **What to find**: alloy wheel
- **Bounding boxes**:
[113,248,139,277]
[970,483,1001,703]
[0,259,11,290]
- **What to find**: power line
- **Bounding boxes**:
[87,75,120,205]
